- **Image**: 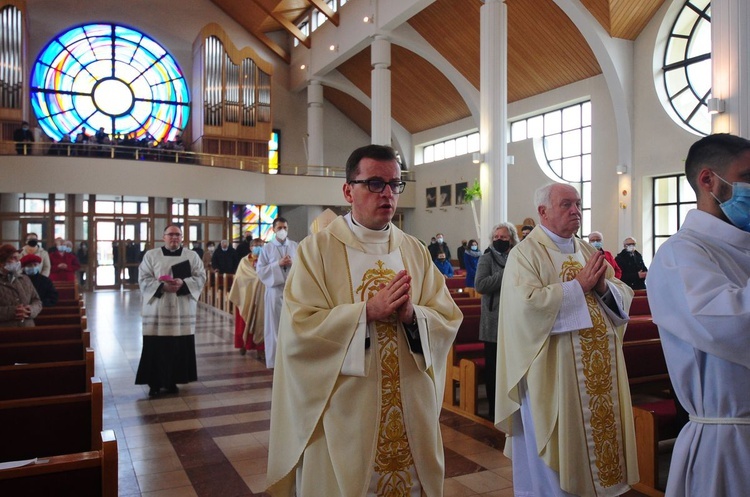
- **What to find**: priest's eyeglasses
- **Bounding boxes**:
[348,179,406,194]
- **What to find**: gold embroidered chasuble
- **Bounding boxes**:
[266,216,462,497]
[495,227,638,497]
[227,256,265,345]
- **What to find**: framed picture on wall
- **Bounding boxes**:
[456,182,468,205]
[440,185,452,207]
[426,187,437,208]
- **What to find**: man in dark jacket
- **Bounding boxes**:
[614,236,648,290]
[211,239,238,274]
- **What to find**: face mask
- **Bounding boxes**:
[24,266,40,275]
[436,237,444,244]
[275,229,288,242]
[591,241,603,250]
[22,126,28,131]
[208,246,215,252]
[437,255,446,261]
[470,245,478,251]
[4,261,21,274]
[27,239,38,247]
[712,173,750,232]
[493,239,510,253]
[625,244,636,253]
[252,246,262,256]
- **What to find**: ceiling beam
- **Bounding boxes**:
[249,0,311,48]
[308,0,340,26]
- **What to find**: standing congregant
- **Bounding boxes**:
[135,225,206,397]
[266,145,462,497]
[255,217,297,368]
[495,183,638,496]
[647,133,750,497]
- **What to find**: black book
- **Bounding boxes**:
[171,260,192,280]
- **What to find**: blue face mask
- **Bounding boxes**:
[251,246,262,256]
[712,173,750,232]
[470,245,478,251]
[591,241,603,250]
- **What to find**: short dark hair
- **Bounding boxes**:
[272,217,288,228]
[163,224,182,234]
[345,145,398,182]
[522,225,534,232]
[685,133,750,193]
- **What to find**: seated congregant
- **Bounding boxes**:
[20,254,58,307]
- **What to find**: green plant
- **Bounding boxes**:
[463,179,482,202]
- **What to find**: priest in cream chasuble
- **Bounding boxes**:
[495,184,638,497]
[266,146,462,497]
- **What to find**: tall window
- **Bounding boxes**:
[30,23,190,142]
[511,101,592,237]
[417,132,480,165]
[652,174,696,255]
[232,204,278,243]
[662,0,711,135]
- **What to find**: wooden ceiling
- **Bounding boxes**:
[211,0,667,134]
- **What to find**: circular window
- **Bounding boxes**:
[662,0,711,135]
[30,23,190,142]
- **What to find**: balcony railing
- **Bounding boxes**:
[2,140,415,180]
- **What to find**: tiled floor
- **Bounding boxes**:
[88,290,649,497]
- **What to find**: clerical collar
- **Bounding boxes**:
[540,225,575,254]
[346,213,390,244]
[161,246,183,257]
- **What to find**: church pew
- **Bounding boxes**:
[33,314,87,329]
[0,377,103,462]
[0,430,117,497]
[0,349,94,401]
[0,341,89,366]
[0,324,88,345]
[630,296,651,317]
[51,280,80,301]
[223,273,235,314]
[39,302,85,317]
[445,277,466,290]
[444,310,482,409]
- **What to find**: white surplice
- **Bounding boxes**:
[255,237,298,368]
[647,209,750,497]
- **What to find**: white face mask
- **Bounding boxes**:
[436,237,444,244]
[4,261,21,274]
[625,244,636,253]
[24,265,40,275]
[275,229,288,242]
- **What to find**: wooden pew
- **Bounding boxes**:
[33,314,87,329]
[622,317,677,496]
[0,348,95,400]
[0,324,88,345]
[39,301,86,317]
[0,341,89,366]
[0,430,117,497]
[0,377,103,462]
[51,281,80,301]
[444,306,482,409]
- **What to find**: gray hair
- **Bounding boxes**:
[534,183,556,209]
[490,222,520,247]
[588,231,603,240]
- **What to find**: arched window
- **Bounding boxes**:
[511,101,592,237]
[30,23,190,143]
[662,0,711,135]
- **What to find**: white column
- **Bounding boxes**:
[0,193,20,243]
[711,0,750,136]
[371,35,391,146]
[479,0,508,242]
[307,80,325,175]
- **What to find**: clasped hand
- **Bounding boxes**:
[279,255,292,268]
[366,270,414,324]
[162,278,184,293]
[575,250,607,295]
[15,304,31,320]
